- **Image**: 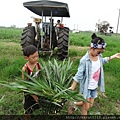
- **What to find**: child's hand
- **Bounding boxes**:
[68,81,77,90]
[108,53,120,60]
[68,87,74,90]
[114,53,120,58]
[31,95,38,102]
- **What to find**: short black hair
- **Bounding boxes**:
[57,20,60,23]
[91,33,105,44]
[23,45,38,57]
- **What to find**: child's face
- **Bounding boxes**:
[26,51,39,64]
[91,48,104,56]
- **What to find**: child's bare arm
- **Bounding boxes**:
[22,67,26,80]
[31,95,38,102]
[69,80,77,90]
[108,53,120,61]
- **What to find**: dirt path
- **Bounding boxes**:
[70,45,89,51]
[2,42,20,46]
[69,45,89,60]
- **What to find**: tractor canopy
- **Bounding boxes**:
[23,0,70,17]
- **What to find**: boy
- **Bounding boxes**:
[22,45,41,118]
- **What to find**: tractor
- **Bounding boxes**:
[21,0,70,60]
[96,21,114,36]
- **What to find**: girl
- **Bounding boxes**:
[68,33,120,115]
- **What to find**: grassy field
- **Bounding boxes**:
[0,27,120,115]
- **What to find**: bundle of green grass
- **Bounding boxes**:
[0,59,86,114]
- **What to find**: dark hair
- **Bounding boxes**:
[91,33,105,44]
[57,20,60,23]
[23,45,38,57]
[49,18,54,22]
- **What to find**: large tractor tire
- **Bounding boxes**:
[21,26,36,49]
[57,27,69,60]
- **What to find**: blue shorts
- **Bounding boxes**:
[86,88,97,98]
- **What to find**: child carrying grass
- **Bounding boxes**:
[22,45,41,119]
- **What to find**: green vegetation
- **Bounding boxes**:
[0,27,120,115]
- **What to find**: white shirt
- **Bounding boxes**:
[88,57,100,89]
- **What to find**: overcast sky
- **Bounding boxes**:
[0,0,120,32]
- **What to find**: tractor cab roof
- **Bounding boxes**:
[23,0,70,17]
